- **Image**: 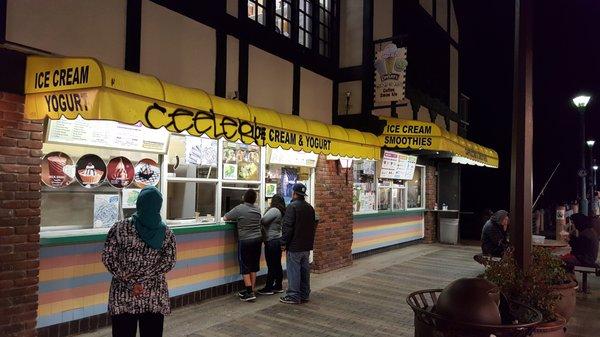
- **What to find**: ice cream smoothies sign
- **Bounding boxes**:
[374,42,407,103]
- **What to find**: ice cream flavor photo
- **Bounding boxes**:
[41,152,74,188]
[75,154,107,188]
[107,156,135,188]
[134,158,160,188]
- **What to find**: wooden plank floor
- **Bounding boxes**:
[83,244,598,337]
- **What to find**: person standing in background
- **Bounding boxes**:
[280,183,318,304]
[102,186,177,337]
[257,194,286,295]
[223,189,262,302]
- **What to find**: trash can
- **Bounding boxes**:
[438,211,460,245]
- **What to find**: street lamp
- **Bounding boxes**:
[573,94,591,215]
[587,140,595,212]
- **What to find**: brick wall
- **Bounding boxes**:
[312,156,353,273]
[423,164,437,243]
[0,92,42,337]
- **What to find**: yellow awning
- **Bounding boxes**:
[378,116,499,168]
[24,56,381,160]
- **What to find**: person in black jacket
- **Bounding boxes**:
[561,213,599,271]
[481,210,510,257]
[279,183,318,304]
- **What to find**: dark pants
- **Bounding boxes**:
[264,239,283,289]
[286,251,311,301]
[561,253,581,272]
[111,313,164,337]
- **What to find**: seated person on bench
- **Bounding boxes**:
[481,210,510,257]
[561,213,599,272]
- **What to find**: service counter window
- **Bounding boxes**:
[378,179,405,212]
[407,165,426,209]
[165,134,219,225]
[265,148,316,205]
[352,160,376,213]
[41,144,162,231]
[220,141,263,217]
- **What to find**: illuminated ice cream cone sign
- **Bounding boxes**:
[374,42,407,103]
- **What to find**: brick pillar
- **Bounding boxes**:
[312,155,353,273]
[423,164,438,243]
[0,92,42,337]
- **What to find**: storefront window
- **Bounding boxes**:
[167,182,216,224]
[221,184,261,217]
[407,165,425,209]
[222,141,261,181]
[167,135,218,179]
[265,147,316,204]
[378,179,405,212]
[41,142,160,230]
[352,160,376,213]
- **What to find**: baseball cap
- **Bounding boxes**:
[292,183,307,196]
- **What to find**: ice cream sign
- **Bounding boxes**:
[374,42,407,103]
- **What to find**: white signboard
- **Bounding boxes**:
[374,42,407,103]
[47,117,169,153]
[380,150,417,180]
[268,148,318,167]
[93,194,120,228]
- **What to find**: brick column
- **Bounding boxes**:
[0,92,42,337]
[312,155,353,273]
[423,164,437,243]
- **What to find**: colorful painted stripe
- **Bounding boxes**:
[38,229,285,328]
[351,212,424,254]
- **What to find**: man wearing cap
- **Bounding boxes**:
[279,183,318,304]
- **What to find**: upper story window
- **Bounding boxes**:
[248,0,266,25]
[317,0,332,57]
[299,0,313,49]
[275,0,292,38]
[245,0,336,58]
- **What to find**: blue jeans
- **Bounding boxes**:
[285,251,310,301]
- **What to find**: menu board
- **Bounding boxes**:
[379,150,417,180]
[269,148,318,167]
[47,117,169,153]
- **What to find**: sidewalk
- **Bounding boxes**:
[81,244,599,337]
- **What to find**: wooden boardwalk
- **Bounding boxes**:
[83,244,598,337]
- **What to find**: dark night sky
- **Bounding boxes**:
[455,0,600,217]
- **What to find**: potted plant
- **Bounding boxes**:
[482,247,573,336]
[536,247,578,322]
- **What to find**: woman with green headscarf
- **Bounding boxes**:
[102,186,177,337]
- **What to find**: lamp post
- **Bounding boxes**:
[593,162,598,216]
[573,95,591,215]
[587,140,595,211]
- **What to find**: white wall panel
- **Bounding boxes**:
[419,0,433,15]
[450,0,459,42]
[227,36,240,99]
[450,121,458,134]
[436,0,448,31]
[6,0,126,67]
[248,46,293,114]
[373,0,393,40]
[339,0,363,68]
[338,81,362,115]
[140,1,216,93]
[300,68,332,124]
[450,46,459,113]
[227,0,238,17]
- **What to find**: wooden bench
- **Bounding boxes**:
[574,265,600,293]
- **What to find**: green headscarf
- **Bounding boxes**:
[132,186,166,250]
